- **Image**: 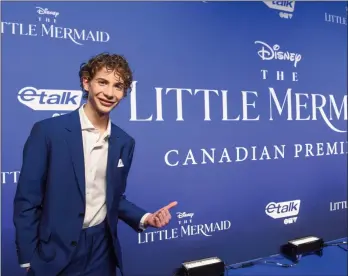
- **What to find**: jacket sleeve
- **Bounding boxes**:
[118,138,148,231]
[13,122,48,265]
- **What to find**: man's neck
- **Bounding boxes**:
[83,103,109,131]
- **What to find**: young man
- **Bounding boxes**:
[13,53,177,276]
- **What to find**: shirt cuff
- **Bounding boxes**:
[139,213,151,230]
[20,263,30,268]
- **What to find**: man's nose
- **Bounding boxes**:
[103,87,113,98]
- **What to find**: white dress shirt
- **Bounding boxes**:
[80,104,111,228]
[20,106,149,268]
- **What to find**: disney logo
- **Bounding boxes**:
[176,212,194,219]
[255,40,302,67]
[36,7,60,18]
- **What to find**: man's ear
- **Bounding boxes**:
[82,77,90,91]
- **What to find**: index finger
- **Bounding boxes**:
[165,201,178,210]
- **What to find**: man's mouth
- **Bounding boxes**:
[98,98,114,107]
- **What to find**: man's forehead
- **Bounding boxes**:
[95,67,123,83]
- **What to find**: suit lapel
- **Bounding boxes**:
[65,110,86,203]
[64,112,125,208]
[106,125,124,210]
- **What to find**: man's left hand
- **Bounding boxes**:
[145,201,178,228]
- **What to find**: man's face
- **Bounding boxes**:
[82,67,125,115]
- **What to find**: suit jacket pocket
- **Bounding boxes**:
[38,227,56,262]
[39,226,51,243]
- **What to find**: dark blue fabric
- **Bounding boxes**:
[28,221,116,276]
[59,221,116,276]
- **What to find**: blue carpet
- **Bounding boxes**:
[227,238,347,276]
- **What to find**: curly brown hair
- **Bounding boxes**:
[79,52,133,99]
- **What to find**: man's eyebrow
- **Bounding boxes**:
[95,78,124,85]
[95,77,108,81]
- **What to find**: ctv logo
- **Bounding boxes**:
[17,86,83,111]
[265,200,300,225]
[263,1,296,19]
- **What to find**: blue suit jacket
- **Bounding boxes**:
[13,109,147,275]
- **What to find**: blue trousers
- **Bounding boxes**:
[60,221,117,276]
[29,221,117,276]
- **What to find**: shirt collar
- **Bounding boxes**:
[78,104,111,139]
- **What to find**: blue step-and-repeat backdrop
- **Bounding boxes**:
[1,1,347,276]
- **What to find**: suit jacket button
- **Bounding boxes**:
[71,241,77,247]
[79,213,85,217]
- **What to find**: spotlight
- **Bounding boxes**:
[281,236,324,262]
[180,257,225,276]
